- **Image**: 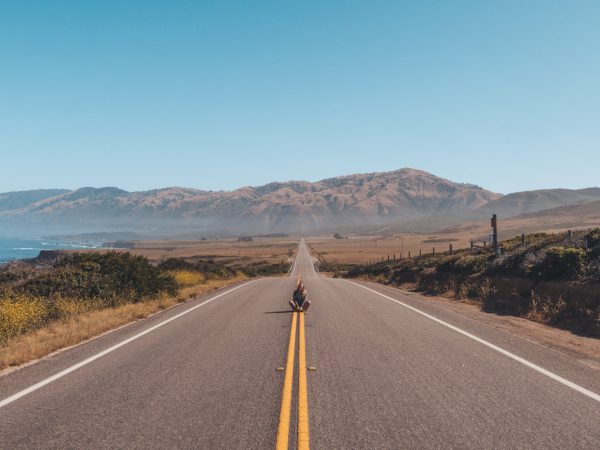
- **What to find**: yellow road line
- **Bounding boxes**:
[276,311,298,450]
[297,312,310,450]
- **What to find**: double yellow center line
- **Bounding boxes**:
[276,311,310,450]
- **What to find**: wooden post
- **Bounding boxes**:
[491,214,498,251]
[568,229,573,239]
[449,244,453,254]
[419,249,422,258]
[521,233,525,247]
[393,253,396,261]
[432,247,435,256]
[470,240,474,250]
[408,251,411,258]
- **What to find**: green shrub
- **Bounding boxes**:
[585,228,600,247]
[158,258,236,280]
[0,293,51,342]
[21,252,177,302]
[535,247,585,280]
[585,228,600,259]
[239,261,290,277]
[437,254,489,275]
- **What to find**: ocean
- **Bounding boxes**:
[0,237,104,264]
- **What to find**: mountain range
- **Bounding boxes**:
[0,168,598,237]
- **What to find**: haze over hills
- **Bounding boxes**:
[0,168,598,238]
[0,189,70,212]
[478,188,600,217]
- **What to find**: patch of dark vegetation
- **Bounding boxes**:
[14,252,178,303]
[339,229,600,337]
[0,252,250,343]
[0,252,183,342]
[422,237,460,244]
[158,257,236,280]
[236,260,290,277]
[316,261,356,277]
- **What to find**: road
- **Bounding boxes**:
[1,240,599,449]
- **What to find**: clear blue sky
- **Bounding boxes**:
[1,1,598,194]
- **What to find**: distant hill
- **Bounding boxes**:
[0,189,70,212]
[516,199,600,220]
[0,169,500,235]
[1,170,598,237]
[479,188,600,217]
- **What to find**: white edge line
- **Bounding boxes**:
[0,279,259,409]
[347,280,600,403]
[289,240,301,278]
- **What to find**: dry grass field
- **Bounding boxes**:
[307,215,600,265]
[103,237,299,267]
[307,235,447,265]
[0,275,246,371]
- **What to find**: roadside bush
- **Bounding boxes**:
[434,255,462,274]
[0,293,50,342]
[584,228,600,248]
[158,258,236,280]
[528,291,567,322]
[437,254,489,275]
[21,252,177,302]
[535,247,585,281]
[585,228,600,259]
[169,270,205,287]
[239,261,289,277]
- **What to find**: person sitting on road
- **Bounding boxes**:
[289,280,311,312]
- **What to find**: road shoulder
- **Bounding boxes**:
[357,280,600,370]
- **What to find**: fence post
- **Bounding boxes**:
[449,244,453,254]
[419,249,422,258]
[408,251,411,258]
[470,240,474,251]
[491,214,498,251]
[521,233,525,247]
[432,247,435,256]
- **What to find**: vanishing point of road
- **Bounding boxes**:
[1,240,599,449]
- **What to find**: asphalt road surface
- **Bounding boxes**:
[1,240,599,449]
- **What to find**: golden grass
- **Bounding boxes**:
[169,270,206,287]
[0,275,247,371]
[0,295,49,340]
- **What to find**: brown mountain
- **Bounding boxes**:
[516,199,600,221]
[0,169,500,235]
[0,189,70,212]
[478,188,600,217]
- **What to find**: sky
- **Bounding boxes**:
[1,1,599,195]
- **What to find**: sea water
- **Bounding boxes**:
[0,237,103,264]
